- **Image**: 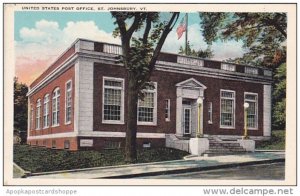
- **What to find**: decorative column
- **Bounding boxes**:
[196,97,203,138]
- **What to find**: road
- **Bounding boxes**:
[137,162,285,180]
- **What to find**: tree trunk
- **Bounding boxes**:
[125,72,139,163]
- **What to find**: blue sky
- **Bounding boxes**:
[14,11,246,84]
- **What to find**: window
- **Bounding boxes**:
[245,93,258,129]
[35,99,41,130]
[221,63,236,72]
[30,105,34,130]
[43,94,50,128]
[220,90,235,128]
[102,77,124,123]
[52,140,56,149]
[65,80,72,124]
[43,140,47,147]
[208,102,213,124]
[138,83,157,125]
[245,67,258,75]
[64,140,70,149]
[52,88,60,126]
[165,99,170,121]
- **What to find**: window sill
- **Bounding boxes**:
[220,126,235,129]
[102,120,124,125]
[65,121,71,125]
[208,121,213,124]
[52,124,60,128]
[247,128,258,130]
[137,122,157,126]
[42,126,49,129]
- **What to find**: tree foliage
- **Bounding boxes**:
[272,63,286,129]
[178,41,213,58]
[199,12,286,67]
[14,77,28,133]
[199,12,287,130]
[111,12,179,162]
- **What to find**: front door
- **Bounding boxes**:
[182,106,192,135]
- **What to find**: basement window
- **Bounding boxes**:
[64,140,70,149]
[52,140,56,149]
[143,142,151,148]
[104,141,121,149]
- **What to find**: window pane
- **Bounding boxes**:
[138,92,154,122]
[245,94,257,128]
[104,80,122,87]
[220,90,235,127]
[103,79,123,122]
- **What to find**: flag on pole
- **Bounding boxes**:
[176,15,187,40]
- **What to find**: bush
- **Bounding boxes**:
[256,130,285,150]
[13,145,189,173]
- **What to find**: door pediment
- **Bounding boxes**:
[176,78,207,89]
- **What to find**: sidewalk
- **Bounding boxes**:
[27,151,284,179]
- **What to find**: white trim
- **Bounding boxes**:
[156,63,272,85]
[27,99,31,136]
[42,94,50,129]
[35,99,41,130]
[208,102,213,124]
[176,78,207,89]
[74,60,79,134]
[263,85,272,137]
[244,92,259,130]
[102,76,125,124]
[28,42,271,97]
[220,89,236,129]
[27,54,77,96]
[221,63,236,72]
[78,59,94,131]
[137,82,157,126]
[27,131,166,140]
[52,87,60,127]
[65,79,72,125]
[165,99,171,122]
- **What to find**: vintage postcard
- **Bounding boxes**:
[3,3,297,186]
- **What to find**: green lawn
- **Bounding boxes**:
[13,145,189,173]
[256,130,285,150]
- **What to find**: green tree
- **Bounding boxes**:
[14,77,28,141]
[111,12,179,163]
[273,63,286,129]
[198,12,287,129]
[178,41,213,58]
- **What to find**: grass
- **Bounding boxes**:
[13,145,189,173]
[256,130,285,150]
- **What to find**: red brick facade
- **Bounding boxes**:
[27,39,272,151]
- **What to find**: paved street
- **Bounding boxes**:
[138,162,285,180]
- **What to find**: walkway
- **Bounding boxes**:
[27,151,284,179]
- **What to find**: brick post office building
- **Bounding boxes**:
[27,39,272,151]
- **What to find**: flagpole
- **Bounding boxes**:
[185,13,188,55]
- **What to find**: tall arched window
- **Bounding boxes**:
[36,99,41,130]
[43,94,50,128]
[30,105,34,130]
[52,88,60,126]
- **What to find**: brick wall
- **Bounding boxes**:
[27,137,78,151]
[28,65,75,136]
[93,63,264,136]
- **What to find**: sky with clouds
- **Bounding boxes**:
[15,11,247,85]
